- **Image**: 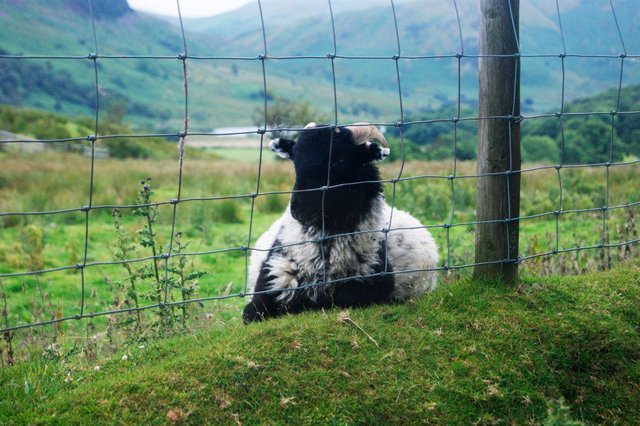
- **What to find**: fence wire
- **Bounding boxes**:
[1,0,639,333]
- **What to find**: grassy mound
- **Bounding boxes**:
[2,263,639,424]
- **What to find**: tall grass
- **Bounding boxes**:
[0,150,638,363]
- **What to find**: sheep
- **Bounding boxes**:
[243,122,438,323]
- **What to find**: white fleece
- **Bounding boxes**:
[248,197,438,303]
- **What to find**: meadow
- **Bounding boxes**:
[1,148,639,424]
[0,148,638,359]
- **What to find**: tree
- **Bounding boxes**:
[562,118,621,164]
[521,135,560,163]
[252,94,330,132]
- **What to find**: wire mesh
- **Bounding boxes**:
[1,0,639,333]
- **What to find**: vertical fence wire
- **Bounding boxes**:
[241,0,270,298]
[384,0,406,275]
[161,0,191,311]
[78,0,101,320]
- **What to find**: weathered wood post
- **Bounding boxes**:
[474,0,521,283]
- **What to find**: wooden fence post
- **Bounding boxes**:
[474,0,521,283]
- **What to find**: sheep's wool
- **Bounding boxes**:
[249,196,438,304]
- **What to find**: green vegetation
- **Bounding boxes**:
[1,263,639,424]
[5,77,639,164]
[0,105,176,159]
[386,105,478,161]
[522,85,640,163]
[3,1,640,131]
[0,111,638,426]
[1,93,638,345]
[0,149,637,348]
[0,52,94,114]
[5,73,637,165]
[0,104,93,140]
[0,1,399,130]
[252,91,331,130]
[2,3,639,421]
[387,85,640,163]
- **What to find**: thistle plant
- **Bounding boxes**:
[132,179,162,304]
[111,208,142,334]
[166,232,205,331]
[109,178,205,337]
[1,280,15,367]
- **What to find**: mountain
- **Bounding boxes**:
[182,0,401,39]
[1,0,406,132]
[185,0,639,112]
[65,0,133,19]
[1,0,639,133]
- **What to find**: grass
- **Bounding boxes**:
[208,147,277,162]
[1,261,639,424]
[0,151,638,423]
[0,151,638,334]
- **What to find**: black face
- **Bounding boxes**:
[270,125,389,233]
[295,127,358,185]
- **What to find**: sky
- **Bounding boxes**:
[128,0,255,18]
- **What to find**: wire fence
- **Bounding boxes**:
[1,0,639,335]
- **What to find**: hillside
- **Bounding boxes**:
[181,0,640,113]
[1,0,639,133]
[388,83,640,163]
[3,77,639,164]
[2,264,639,424]
[0,0,392,132]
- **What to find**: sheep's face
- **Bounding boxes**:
[269,123,390,187]
[269,123,390,232]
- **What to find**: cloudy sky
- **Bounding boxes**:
[128,0,255,18]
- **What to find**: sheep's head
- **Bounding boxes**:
[269,122,390,232]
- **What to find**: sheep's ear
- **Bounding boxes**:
[355,141,391,163]
[269,138,296,160]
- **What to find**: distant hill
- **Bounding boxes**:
[185,0,639,111]
[1,0,364,132]
[65,0,133,19]
[1,0,638,132]
[386,83,640,164]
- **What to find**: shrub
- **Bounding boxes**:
[211,199,243,224]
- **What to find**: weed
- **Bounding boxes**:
[211,199,243,224]
[165,232,206,331]
[106,178,207,341]
[522,207,639,276]
[0,280,14,367]
[542,398,584,426]
[110,208,143,335]
[21,225,44,272]
[132,179,163,309]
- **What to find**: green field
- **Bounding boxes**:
[1,149,639,423]
[1,149,638,338]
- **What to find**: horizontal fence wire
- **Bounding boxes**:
[1,0,639,333]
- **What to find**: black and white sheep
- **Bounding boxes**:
[243,122,438,323]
